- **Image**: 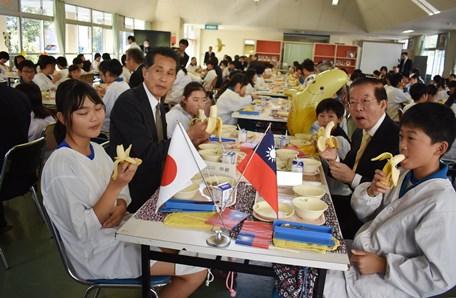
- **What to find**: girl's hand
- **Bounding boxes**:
[111,162,137,189]
[367,170,390,197]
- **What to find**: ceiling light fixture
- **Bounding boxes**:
[332,0,339,5]
[402,29,415,33]
[411,0,440,15]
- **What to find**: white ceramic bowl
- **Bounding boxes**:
[289,138,312,147]
[292,197,328,220]
[198,143,223,151]
[174,183,199,199]
[253,201,295,221]
[222,124,237,132]
[292,184,326,199]
[205,175,236,187]
[302,158,322,175]
[276,148,298,159]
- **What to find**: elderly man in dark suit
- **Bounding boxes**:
[0,85,31,230]
[321,77,400,238]
[125,47,145,88]
[109,47,209,212]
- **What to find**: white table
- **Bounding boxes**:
[116,169,349,297]
[232,111,288,123]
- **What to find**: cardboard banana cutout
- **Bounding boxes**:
[112,145,143,180]
[194,105,223,141]
[371,153,406,187]
[287,68,349,135]
[316,121,339,151]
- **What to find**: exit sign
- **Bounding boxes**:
[205,24,218,30]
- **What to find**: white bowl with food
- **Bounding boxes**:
[276,149,299,171]
[292,183,326,199]
[205,175,236,187]
[199,143,223,151]
[292,197,328,220]
[198,149,222,162]
[302,158,322,175]
[253,201,295,221]
[174,183,199,199]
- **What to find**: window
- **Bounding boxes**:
[421,34,445,77]
[0,15,20,53]
[65,4,91,22]
[44,21,58,53]
[21,0,54,16]
[21,18,42,53]
[65,24,91,54]
[125,17,134,30]
[423,34,438,49]
[119,31,133,54]
[134,19,145,30]
[93,27,113,54]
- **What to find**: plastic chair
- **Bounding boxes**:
[0,137,47,269]
[35,196,170,298]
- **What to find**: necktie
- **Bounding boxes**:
[155,104,164,142]
[353,131,371,172]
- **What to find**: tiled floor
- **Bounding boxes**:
[0,193,273,298]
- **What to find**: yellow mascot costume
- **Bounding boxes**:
[287,69,349,135]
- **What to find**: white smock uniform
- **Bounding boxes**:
[165,104,192,136]
[324,165,456,297]
[102,80,130,132]
[216,88,252,125]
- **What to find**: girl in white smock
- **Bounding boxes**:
[216,73,252,125]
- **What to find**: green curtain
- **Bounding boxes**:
[283,42,313,67]
[54,0,65,55]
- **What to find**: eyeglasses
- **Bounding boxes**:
[348,98,377,109]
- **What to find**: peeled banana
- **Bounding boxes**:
[371,152,405,187]
[316,121,339,152]
[112,144,143,180]
[194,105,223,141]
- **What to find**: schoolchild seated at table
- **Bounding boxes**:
[41,79,207,298]
[96,59,130,133]
[313,98,352,197]
[33,55,58,91]
[324,102,456,297]
[402,83,429,113]
[215,73,252,125]
[68,64,82,80]
[16,60,36,85]
[15,83,55,141]
[166,82,208,136]
[244,68,256,95]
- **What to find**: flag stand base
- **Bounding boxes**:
[206,230,231,248]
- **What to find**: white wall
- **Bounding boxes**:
[199,27,283,63]
[360,41,403,74]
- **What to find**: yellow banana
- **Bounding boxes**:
[112,144,143,180]
[316,121,339,152]
[193,105,224,141]
[371,152,405,187]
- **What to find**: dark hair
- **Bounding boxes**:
[68,64,81,75]
[54,79,104,143]
[121,54,127,65]
[183,81,205,98]
[179,39,189,47]
[301,59,315,72]
[380,66,388,72]
[350,69,365,82]
[349,77,387,103]
[14,55,25,68]
[401,102,456,152]
[316,98,345,119]
[76,54,85,60]
[426,84,437,96]
[0,51,10,61]
[373,70,381,77]
[127,35,135,42]
[215,73,248,99]
[389,73,404,88]
[38,55,56,70]
[125,47,145,64]
[144,47,179,72]
[245,68,256,87]
[15,83,52,119]
[73,57,83,65]
[254,63,266,75]
[220,60,228,67]
[94,53,101,59]
[409,83,427,102]
[56,56,68,68]
[102,53,111,61]
[402,52,408,56]
[82,60,92,72]
[18,60,36,72]
[433,75,446,89]
[99,59,123,77]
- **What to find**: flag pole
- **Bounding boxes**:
[176,122,230,247]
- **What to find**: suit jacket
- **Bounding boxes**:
[343,115,399,184]
[0,85,31,169]
[204,51,216,65]
[398,58,412,76]
[179,52,189,69]
[109,84,170,212]
[128,64,144,88]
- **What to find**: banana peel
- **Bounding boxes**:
[194,105,223,141]
[316,121,339,152]
[112,144,142,180]
[371,152,405,187]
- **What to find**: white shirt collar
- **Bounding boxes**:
[366,113,386,137]
[143,82,159,111]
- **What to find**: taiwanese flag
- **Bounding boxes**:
[237,130,278,215]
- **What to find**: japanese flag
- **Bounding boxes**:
[156,123,207,211]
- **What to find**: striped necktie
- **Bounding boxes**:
[155,104,164,142]
[353,131,371,172]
